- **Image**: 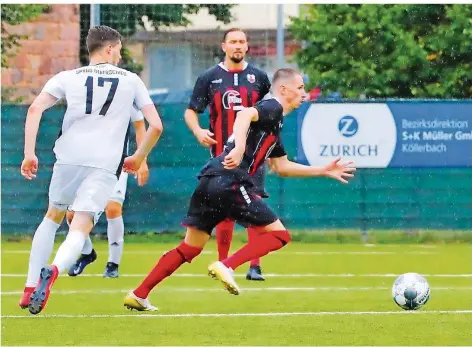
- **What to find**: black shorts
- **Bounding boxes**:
[181,174,279,235]
[252,164,269,198]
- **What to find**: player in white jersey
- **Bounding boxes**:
[20,107,146,287]
[19,25,163,315]
[65,107,148,278]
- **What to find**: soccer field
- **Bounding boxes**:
[2,240,471,346]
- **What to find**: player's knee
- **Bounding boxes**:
[271,229,291,246]
[45,206,66,224]
[176,242,202,263]
[105,202,122,219]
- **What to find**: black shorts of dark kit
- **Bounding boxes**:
[252,164,269,198]
[181,173,278,235]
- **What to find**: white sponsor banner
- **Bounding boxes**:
[300,104,397,168]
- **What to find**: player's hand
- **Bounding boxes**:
[194,128,217,147]
[322,158,356,184]
[223,147,244,170]
[21,154,39,180]
[122,154,143,175]
[135,160,149,187]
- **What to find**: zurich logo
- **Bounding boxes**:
[338,115,358,137]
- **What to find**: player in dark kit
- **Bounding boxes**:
[123,68,356,310]
[184,28,270,281]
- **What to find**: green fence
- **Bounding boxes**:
[2,103,472,234]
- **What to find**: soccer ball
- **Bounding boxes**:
[392,272,430,310]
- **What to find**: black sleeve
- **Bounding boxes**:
[259,72,271,98]
[254,99,282,128]
[188,74,210,113]
[269,139,287,158]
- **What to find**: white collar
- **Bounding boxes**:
[218,61,248,72]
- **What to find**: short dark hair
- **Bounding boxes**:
[222,28,248,42]
[86,25,122,55]
[272,68,300,85]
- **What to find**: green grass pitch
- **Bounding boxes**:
[2,240,471,345]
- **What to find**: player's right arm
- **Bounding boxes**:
[222,107,258,169]
[224,99,279,169]
[185,74,217,147]
[21,74,64,180]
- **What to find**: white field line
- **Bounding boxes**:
[1,250,439,255]
[2,286,472,296]
[3,273,471,278]
[3,310,472,319]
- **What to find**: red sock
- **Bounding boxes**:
[134,242,202,299]
[216,219,235,261]
[247,226,261,267]
[222,230,291,270]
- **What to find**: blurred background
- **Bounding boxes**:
[1,4,472,237]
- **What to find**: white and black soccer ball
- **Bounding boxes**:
[392,272,431,310]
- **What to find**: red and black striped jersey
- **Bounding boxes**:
[188,62,271,157]
[199,98,287,181]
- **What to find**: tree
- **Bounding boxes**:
[289,4,472,98]
[80,4,234,73]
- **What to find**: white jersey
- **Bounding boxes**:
[131,107,144,123]
[42,63,153,173]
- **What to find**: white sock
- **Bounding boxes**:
[25,218,61,287]
[52,230,86,274]
[68,212,93,254]
[107,216,124,265]
[82,236,93,255]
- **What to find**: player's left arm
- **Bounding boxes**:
[269,155,356,184]
[21,91,59,180]
[222,107,259,169]
[132,118,149,186]
[123,75,163,174]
